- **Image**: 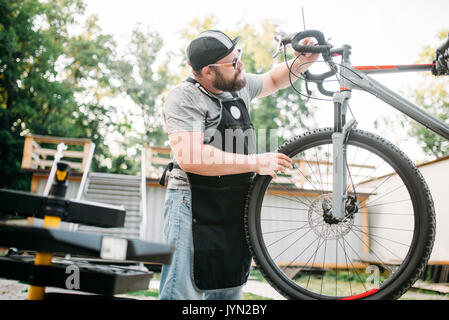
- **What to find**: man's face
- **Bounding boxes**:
[210,49,246,92]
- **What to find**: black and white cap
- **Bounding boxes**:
[186,30,240,70]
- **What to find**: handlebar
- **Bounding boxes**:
[433,33,449,76]
[279,30,332,57]
[277,29,449,95]
[276,29,336,96]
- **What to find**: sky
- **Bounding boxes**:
[83,0,449,161]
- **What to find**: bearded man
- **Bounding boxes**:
[159,30,318,300]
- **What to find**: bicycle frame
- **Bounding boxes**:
[327,55,449,219]
[340,63,449,140]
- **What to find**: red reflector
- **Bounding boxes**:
[353,65,396,71]
[339,288,379,300]
[379,65,396,69]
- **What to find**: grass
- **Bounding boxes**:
[126,289,159,298]
[243,292,273,300]
[249,269,267,283]
[125,288,272,300]
[126,271,273,300]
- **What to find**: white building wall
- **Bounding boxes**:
[416,159,449,262]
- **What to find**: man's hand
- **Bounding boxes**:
[293,37,320,71]
[250,152,293,179]
[257,37,320,98]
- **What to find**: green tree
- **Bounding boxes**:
[0,0,83,190]
[62,14,119,173]
[0,0,131,188]
[112,24,173,149]
[409,30,449,158]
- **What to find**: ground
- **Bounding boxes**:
[1,270,448,300]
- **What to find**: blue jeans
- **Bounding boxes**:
[159,188,244,300]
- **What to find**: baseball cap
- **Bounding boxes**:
[186,30,240,70]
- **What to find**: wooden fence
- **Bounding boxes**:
[21,135,94,173]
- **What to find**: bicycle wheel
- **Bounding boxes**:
[245,128,435,300]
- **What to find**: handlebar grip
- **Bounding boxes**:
[304,69,336,82]
[292,30,327,45]
[291,30,331,56]
[292,44,331,54]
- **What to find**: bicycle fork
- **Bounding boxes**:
[331,90,357,220]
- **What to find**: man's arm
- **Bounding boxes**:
[169,132,292,178]
[257,38,319,98]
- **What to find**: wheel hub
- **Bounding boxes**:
[308,194,357,240]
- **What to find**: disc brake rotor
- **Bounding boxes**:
[308,194,354,240]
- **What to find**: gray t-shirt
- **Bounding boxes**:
[162,73,263,189]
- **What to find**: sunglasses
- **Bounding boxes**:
[208,49,242,70]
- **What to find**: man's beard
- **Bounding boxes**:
[212,67,247,92]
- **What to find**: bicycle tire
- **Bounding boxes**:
[245,128,435,300]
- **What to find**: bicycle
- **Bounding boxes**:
[244,29,449,300]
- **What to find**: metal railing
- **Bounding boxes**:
[75,142,96,200]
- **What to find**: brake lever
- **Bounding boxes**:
[303,74,312,102]
[301,73,313,101]
[272,34,284,58]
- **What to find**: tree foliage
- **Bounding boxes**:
[410,30,449,159]
[0,0,87,190]
[111,24,173,149]
[0,0,175,186]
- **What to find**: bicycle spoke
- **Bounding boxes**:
[273,228,313,260]
[270,188,314,207]
[266,222,309,248]
[283,234,323,273]
[313,147,325,193]
[263,205,308,212]
[361,199,411,209]
[352,224,413,232]
[363,184,406,207]
[352,224,411,248]
[339,238,353,296]
[262,218,308,223]
[320,238,328,295]
[364,211,413,216]
[338,237,368,291]
[349,227,397,272]
[263,227,308,235]
[305,237,325,289]
[335,238,338,296]
[326,145,331,191]
[291,161,322,193]
[360,172,396,200]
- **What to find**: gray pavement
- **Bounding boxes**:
[2,277,449,300]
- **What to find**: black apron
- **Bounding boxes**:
[160,77,255,290]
